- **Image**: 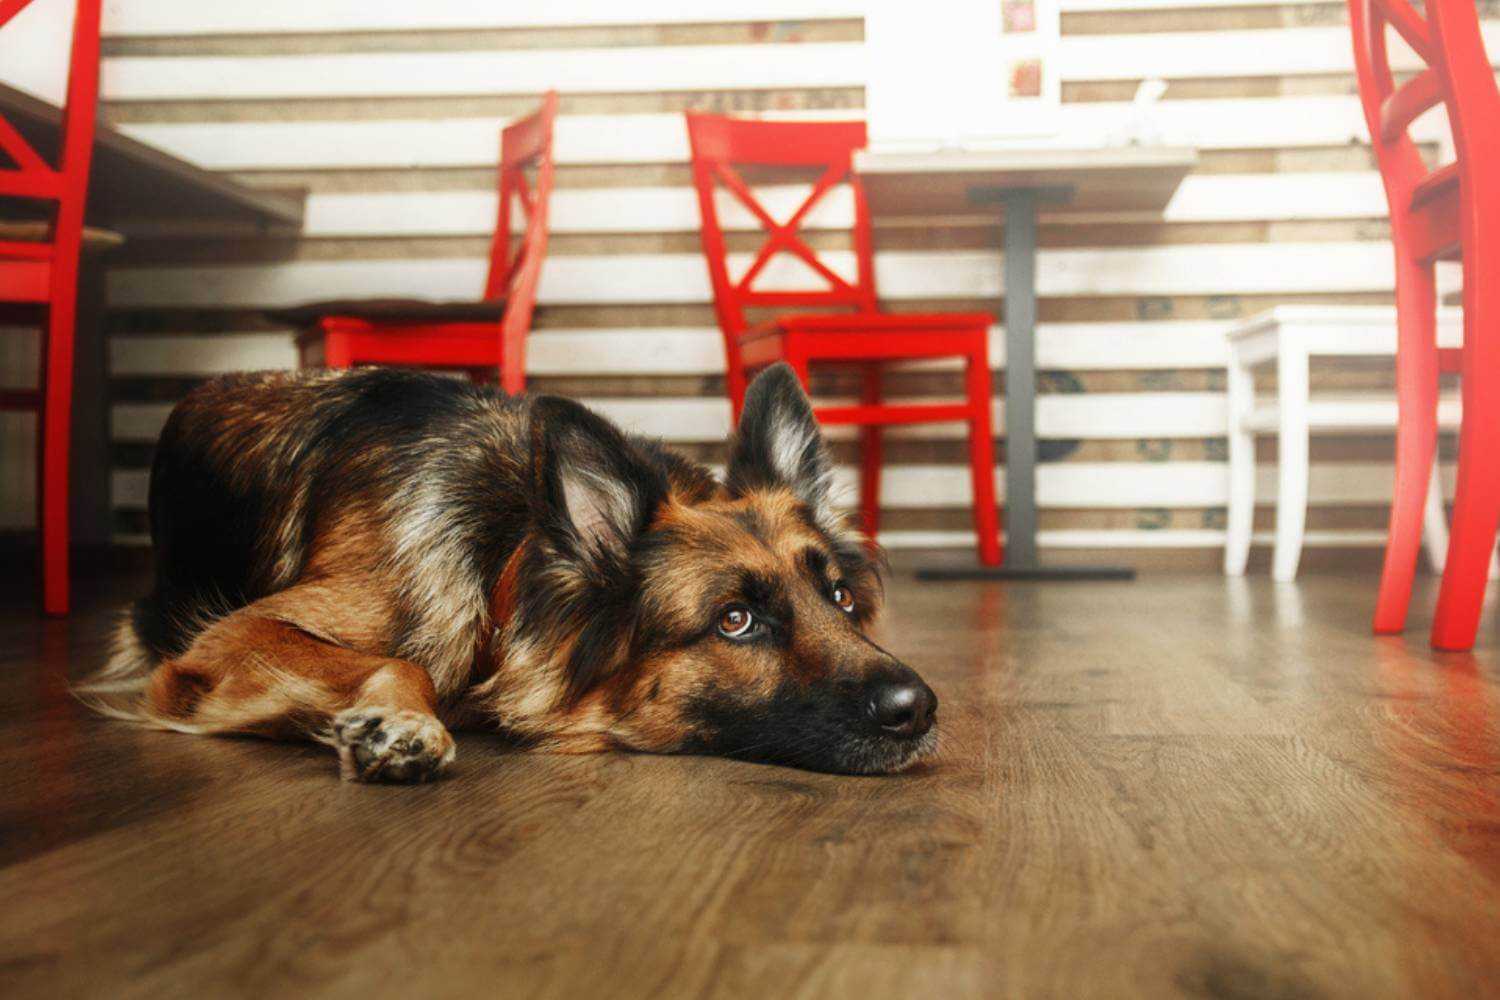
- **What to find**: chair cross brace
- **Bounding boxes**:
[713,160,854,296]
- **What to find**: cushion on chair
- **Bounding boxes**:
[264,296,509,327]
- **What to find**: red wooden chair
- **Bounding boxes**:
[0,0,102,616]
[283,92,557,393]
[1351,0,1500,649]
[685,112,1001,564]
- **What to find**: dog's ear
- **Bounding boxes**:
[531,396,668,564]
[727,363,838,528]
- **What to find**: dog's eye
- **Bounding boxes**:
[718,606,757,639]
[832,585,855,614]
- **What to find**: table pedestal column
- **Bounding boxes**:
[917,190,1135,582]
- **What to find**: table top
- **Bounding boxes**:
[1224,305,1463,361]
[854,144,1198,220]
[0,82,304,230]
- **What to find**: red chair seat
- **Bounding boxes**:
[740,313,993,368]
[1405,162,1462,262]
[298,320,507,370]
[1410,161,1459,209]
[291,92,557,397]
[268,296,508,327]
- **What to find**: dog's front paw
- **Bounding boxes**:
[332,707,455,783]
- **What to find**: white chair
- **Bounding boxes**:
[1223,305,1464,582]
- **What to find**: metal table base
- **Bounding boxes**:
[917,189,1135,582]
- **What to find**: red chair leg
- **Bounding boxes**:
[1374,255,1440,634]
[1432,261,1500,650]
[40,296,76,616]
[859,364,882,543]
[499,324,525,396]
[965,349,1002,566]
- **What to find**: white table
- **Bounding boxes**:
[854,145,1197,579]
[1223,305,1465,582]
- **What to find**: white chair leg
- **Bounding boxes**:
[1422,456,1500,578]
[1422,455,1449,574]
[1224,347,1256,576]
[1272,348,1310,582]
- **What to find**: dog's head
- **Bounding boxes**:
[523,363,936,774]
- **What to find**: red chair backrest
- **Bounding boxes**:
[685,113,878,359]
[486,91,557,387]
[1349,0,1500,224]
[0,0,100,275]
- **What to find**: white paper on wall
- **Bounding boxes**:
[864,0,1061,149]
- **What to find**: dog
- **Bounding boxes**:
[79,362,938,782]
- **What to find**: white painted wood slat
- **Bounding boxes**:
[115,97,1426,171]
[102,0,870,37]
[109,392,1231,446]
[101,43,867,101]
[1059,24,1500,82]
[99,26,1500,102]
[106,461,1435,512]
[94,0,1431,38]
[109,333,300,375]
[101,527,1396,552]
[108,243,1404,309]
[108,321,1232,377]
[590,394,1230,441]
[876,528,1392,551]
[282,172,1390,240]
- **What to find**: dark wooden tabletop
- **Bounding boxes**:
[0,81,304,230]
[5,565,1500,996]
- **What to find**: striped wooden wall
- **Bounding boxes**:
[8,0,1500,566]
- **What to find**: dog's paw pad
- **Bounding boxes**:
[332,707,455,783]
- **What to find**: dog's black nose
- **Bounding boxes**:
[869,680,936,738]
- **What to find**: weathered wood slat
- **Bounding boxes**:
[112,98,1429,171]
[876,528,1392,551]
[106,392,1231,444]
[106,461,1444,511]
[97,26,1500,101]
[103,528,1396,551]
[100,0,871,37]
[106,242,1412,309]
[106,321,1234,375]
[266,172,1390,241]
[100,42,867,101]
[98,0,1352,38]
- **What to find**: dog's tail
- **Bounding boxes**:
[72,609,162,724]
[75,599,318,738]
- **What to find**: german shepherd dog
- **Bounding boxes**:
[80,363,937,782]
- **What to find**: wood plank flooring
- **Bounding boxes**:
[4,567,1500,998]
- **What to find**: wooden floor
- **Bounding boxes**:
[5,567,1500,998]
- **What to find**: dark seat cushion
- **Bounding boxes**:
[265,296,509,327]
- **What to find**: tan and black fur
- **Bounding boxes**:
[80,363,938,782]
